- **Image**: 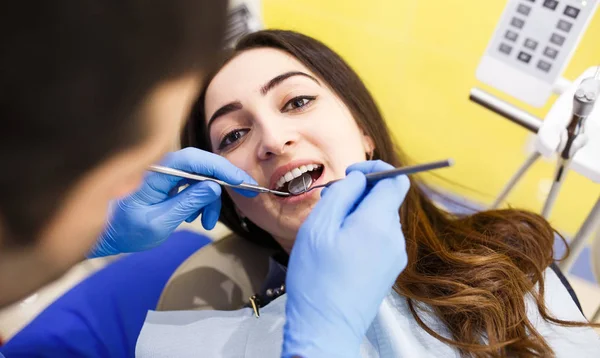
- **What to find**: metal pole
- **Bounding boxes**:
[541,158,572,219]
[469,88,542,133]
[490,152,541,209]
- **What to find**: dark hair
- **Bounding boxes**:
[0,0,227,247]
[183,30,597,357]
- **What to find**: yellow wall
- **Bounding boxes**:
[262,0,600,235]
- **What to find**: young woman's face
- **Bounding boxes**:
[204,48,372,251]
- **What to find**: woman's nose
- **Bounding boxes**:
[256,124,298,160]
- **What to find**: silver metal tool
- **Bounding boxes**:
[148,165,291,196]
[541,73,600,218]
[287,159,454,196]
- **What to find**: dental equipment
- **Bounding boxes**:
[476,0,598,107]
[541,72,600,218]
[470,66,600,274]
[286,159,454,196]
[148,165,291,196]
[470,0,600,277]
[224,0,263,48]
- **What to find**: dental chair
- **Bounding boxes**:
[157,232,584,318]
[157,234,276,311]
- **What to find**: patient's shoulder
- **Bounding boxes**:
[157,234,277,311]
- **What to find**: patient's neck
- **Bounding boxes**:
[273,235,294,254]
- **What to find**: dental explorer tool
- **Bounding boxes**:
[286,159,454,196]
[148,165,291,196]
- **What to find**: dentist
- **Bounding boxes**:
[0,2,409,357]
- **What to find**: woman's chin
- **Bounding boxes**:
[251,196,321,250]
[267,214,310,247]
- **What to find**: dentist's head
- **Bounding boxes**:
[0,0,227,307]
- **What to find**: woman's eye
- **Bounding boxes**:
[218,129,249,150]
[281,95,316,112]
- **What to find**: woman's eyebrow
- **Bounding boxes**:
[260,71,320,95]
[208,101,243,130]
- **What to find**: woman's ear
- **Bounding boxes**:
[362,133,375,158]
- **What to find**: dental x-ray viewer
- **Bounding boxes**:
[0,2,409,357]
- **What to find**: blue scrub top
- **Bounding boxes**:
[0,231,211,357]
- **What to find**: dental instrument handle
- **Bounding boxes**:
[364,159,454,183]
[310,159,454,192]
[147,165,291,196]
[561,76,600,159]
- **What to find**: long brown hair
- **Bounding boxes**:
[182,30,595,357]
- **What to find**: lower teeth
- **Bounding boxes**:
[288,172,313,195]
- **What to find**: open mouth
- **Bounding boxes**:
[273,164,324,196]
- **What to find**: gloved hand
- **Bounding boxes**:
[88,148,257,257]
[282,160,410,358]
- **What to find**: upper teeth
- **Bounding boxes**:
[276,164,321,189]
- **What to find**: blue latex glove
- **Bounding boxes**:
[282,160,410,358]
[88,148,257,257]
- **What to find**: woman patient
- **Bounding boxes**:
[177,30,599,357]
